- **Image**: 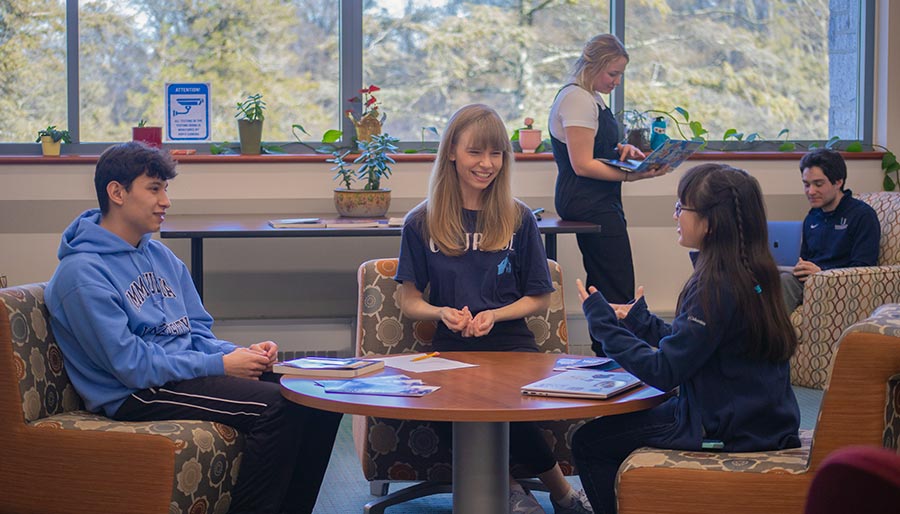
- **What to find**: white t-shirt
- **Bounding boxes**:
[548,85,607,144]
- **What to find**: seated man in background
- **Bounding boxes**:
[780,148,880,312]
[45,142,341,514]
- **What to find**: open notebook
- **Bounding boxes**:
[521,370,642,400]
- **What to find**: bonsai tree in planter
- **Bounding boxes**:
[132,119,162,148]
[235,93,266,155]
[330,133,399,217]
[36,126,71,157]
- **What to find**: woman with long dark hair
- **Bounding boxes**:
[572,163,801,513]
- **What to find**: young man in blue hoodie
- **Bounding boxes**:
[779,148,881,312]
[45,142,341,514]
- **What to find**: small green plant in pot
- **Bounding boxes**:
[235,93,266,155]
[331,133,399,217]
[36,125,71,157]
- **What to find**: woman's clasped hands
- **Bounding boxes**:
[439,305,497,338]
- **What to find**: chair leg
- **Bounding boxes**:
[369,481,389,497]
[363,481,452,514]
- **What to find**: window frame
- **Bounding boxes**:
[0,0,877,154]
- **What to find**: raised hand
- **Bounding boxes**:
[609,285,645,319]
[575,278,599,304]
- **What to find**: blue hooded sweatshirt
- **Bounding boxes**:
[46,209,237,416]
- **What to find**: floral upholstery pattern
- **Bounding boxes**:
[1,284,244,514]
[790,192,900,389]
[354,258,587,484]
[619,429,814,478]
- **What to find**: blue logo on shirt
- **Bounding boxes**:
[497,256,512,275]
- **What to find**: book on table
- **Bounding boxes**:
[268,218,326,228]
[598,139,702,173]
[324,219,385,229]
[521,370,642,400]
[273,356,384,378]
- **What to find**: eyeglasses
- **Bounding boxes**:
[674,201,699,217]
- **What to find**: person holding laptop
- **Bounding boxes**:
[573,164,800,514]
[779,148,880,312]
[45,142,341,514]
[396,104,592,514]
[549,34,669,356]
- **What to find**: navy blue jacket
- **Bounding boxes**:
[801,190,880,270]
[582,282,801,452]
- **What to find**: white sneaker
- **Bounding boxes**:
[551,488,593,514]
[510,487,546,514]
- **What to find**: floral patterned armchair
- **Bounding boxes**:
[614,303,900,514]
[790,191,900,389]
[0,283,244,514]
[352,258,589,513]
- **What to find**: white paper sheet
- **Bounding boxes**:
[372,354,479,373]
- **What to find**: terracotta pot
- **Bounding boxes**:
[132,126,163,148]
[333,188,391,217]
[352,115,382,143]
[237,119,263,155]
[518,129,542,153]
[40,135,61,157]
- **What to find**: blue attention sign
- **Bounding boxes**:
[166,83,211,141]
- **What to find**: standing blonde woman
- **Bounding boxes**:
[396,104,592,514]
[549,34,668,354]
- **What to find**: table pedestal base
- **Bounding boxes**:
[453,421,510,514]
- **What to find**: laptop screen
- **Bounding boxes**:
[768,220,803,267]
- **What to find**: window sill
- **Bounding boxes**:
[0,150,884,165]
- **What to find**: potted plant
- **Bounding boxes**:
[235,93,266,155]
[35,126,71,157]
[346,85,385,143]
[331,133,399,217]
[622,109,651,151]
[514,117,543,153]
[132,119,163,148]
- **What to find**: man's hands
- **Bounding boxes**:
[792,257,821,282]
[223,340,279,379]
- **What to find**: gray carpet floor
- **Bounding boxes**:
[312,386,824,513]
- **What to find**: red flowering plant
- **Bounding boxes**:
[346,85,386,125]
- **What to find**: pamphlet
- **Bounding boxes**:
[273,356,384,378]
[318,374,440,397]
[552,357,616,372]
[598,139,702,173]
[521,370,642,400]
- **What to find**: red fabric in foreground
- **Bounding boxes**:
[804,445,900,514]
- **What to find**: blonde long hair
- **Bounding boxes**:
[572,34,629,92]
[418,104,521,256]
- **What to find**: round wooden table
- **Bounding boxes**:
[281,352,667,514]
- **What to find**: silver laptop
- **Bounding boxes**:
[768,220,803,267]
[521,370,643,400]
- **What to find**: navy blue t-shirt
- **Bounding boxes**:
[396,204,554,352]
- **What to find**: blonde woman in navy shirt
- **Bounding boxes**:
[396,104,592,514]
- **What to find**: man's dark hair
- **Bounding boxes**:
[95,142,178,214]
[799,148,847,190]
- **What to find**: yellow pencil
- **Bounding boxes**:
[411,352,440,362]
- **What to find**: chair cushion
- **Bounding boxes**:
[620,429,813,475]
[31,410,245,514]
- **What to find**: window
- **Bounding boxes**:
[0,0,875,151]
